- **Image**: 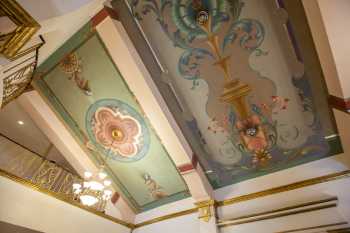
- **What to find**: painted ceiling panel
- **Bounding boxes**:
[123,0,342,188]
[33,23,189,212]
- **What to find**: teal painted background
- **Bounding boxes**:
[34,24,189,212]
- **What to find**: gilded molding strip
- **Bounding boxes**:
[328,227,350,233]
[1,166,350,229]
[134,207,198,228]
[0,0,40,58]
[218,197,338,223]
[218,203,337,228]
[275,222,348,233]
[216,170,350,207]
[0,168,135,229]
[135,170,350,228]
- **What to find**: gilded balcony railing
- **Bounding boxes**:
[1,36,44,108]
[0,0,44,109]
[0,133,82,197]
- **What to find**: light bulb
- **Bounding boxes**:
[103,190,112,200]
[89,181,104,191]
[74,188,81,194]
[104,190,112,196]
[83,181,91,188]
[73,183,81,190]
[98,171,107,180]
[84,171,92,178]
[103,180,111,186]
[80,195,98,206]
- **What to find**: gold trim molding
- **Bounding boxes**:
[134,208,198,228]
[218,197,337,224]
[0,0,40,58]
[0,168,134,229]
[195,199,215,222]
[216,170,350,207]
[0,167,349,229]
[218,202,337,228]
[275,222,348,233]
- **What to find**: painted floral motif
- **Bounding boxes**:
[93,107,141,157]
[131,0,335,187]
[236,115,267,152]
[86,99,150,162]
[59,53,92,95]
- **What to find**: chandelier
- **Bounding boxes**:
[72,170,113,209]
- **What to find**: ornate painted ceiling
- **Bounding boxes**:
[33,23,190,212]
[124,0,342,188]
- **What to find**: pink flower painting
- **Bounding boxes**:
[93,107,142,158]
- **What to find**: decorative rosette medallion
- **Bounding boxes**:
[86,99,150,162]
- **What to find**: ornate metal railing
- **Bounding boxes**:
[1,35,44,108]
[0,0,44,108]
[0,133,82,197]
[0,0,40,59]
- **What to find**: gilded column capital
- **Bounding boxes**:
[195,199,216,222]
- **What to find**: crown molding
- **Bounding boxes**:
[1,167,350,229]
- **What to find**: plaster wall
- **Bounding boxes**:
[220,205,345,233]
[303,0,350,98]
[34,0,105,65]
[0,175,130,233]
[133,213,200,233]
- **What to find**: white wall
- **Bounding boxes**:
[315,0,350,98]
[0,175,131,233]
[220,205,346,233]
[35,0,105,65]
[133,214,200,233]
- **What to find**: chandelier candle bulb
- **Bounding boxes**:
[98,172,107,180]
[73,170,113,211]
[80,195,99,207]
[103,180,111,186]
[84,171,92,178]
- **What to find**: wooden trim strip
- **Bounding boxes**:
[218,197,337,223]
[0,168,135,229]
[275,222,348,233]
[329,95,350,113]
[218,203,337,228]
[216,170,350,207]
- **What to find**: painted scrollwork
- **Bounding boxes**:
[131,0,330,186]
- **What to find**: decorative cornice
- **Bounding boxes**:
[134,207,198,228]
[328,227,350,233]
[329,95,350,114]
[218,197,337,223]
[0,0,40,58]
[91,6,119,28]
[219,203,337,228]
[0,168,135,229]
[216,170,350,207]
[218,197,338,228]
[195,199,215,222]
[275,222,348,233]
[1,167,349,229]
